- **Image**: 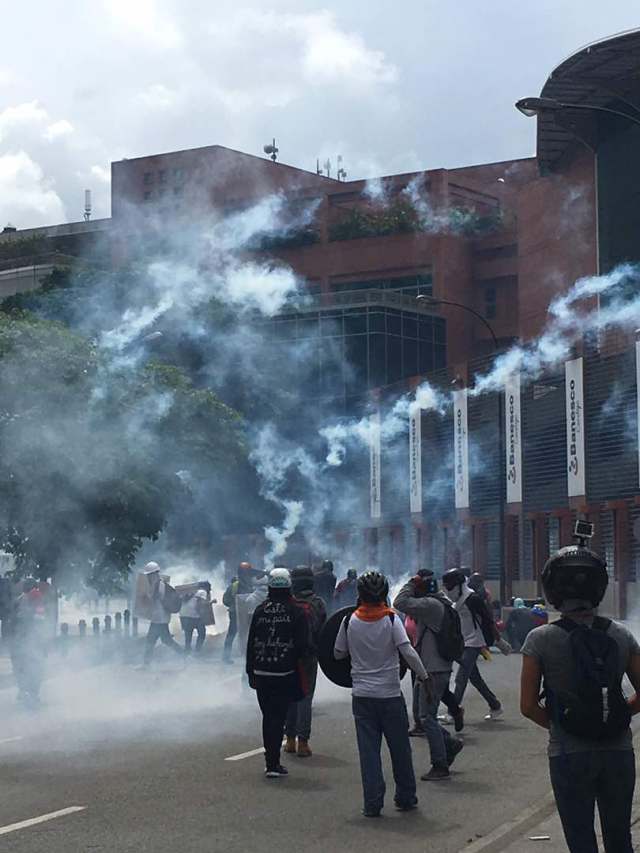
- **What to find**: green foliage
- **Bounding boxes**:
[0,311,244,592]
[0,235,48,262]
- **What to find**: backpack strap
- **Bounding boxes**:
[555,616,611,633]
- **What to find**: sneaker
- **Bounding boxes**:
[362,809,382,818]
[452,707,465,732]
[265,765,288,778]
[485,707,504,721]
[421,765,450,782]
[440,714,454,726]
[408,727,427,738]
[446,738,464,767]
[394,797,418,812]
[284,736,297,754]
[297,738,312,758]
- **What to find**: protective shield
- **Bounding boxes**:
[318,605,407,688]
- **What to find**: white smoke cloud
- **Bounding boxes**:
[0,151,66,227]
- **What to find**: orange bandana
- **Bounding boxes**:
[354,602,396,622]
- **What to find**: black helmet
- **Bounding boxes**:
[291,565,314,594]
[442,568,466,592]
[347,569,357,580]
[321,559,334,573]
[357,571,389,603]
[541,545,608,609]
[468,572,485,593]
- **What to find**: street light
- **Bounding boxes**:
[417,294,507,602]
[515,97,640,128]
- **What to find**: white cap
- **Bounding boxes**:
[143,561,161,574]
[268,568,292,588]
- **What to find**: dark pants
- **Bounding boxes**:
[144,623,183,664]
[442,687,462,716]
[418,671,455,768]
[180,617,206,652]
[352,695,417,813]
[550,750,635,853]
[256,677,299,771]
[223,611,237,660]
[453,647,501,710]
[286,659,318,740]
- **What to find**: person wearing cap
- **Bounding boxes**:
[246,568,310,778]
[179,582,211,654]
[334,570,431,817]
[521,541,640,853]
[285,566,327,758]
[143,562,184,666]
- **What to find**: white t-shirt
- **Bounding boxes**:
[334,612,411,699]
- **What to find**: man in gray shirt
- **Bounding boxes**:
[394,573,464,781]
[521,543,640,853]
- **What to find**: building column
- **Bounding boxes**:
[532,514,549,596]
[613,501,630,619]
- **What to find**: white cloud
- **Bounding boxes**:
[103,0,182,48]
[136,84,178,110]
[90,164,111,184]
[44,119,74,142]
[0,151,66,228]
[0,101,49,141]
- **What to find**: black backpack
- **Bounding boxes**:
[466,593,496,647]
[544,617,631,741]
[417,595,464,663]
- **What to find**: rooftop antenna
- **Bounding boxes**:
[263,138,279,162]
[337,155,347,182]
[316,158,322,176]
[324,158,331,179]
[83,189,92,221]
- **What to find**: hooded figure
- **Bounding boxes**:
[246,569,310,778]
[284,567,327,757]
[334,569,358,610]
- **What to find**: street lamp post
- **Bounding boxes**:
[515,96,640,129]
[417,294,507,602]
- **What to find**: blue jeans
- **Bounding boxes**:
[418,671,455,768]
[286,659,318,740]
[453,647,500,710]
[352,695,417,812]
[550,750,635,853]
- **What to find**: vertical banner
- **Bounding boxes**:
[636,341,640,484]
[369,411,381,519]
[565,357,586,497]
[409,406,422,514]
[504,373,523,504]
[453,390,470,509]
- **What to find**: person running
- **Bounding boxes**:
[246,568,310,779]
[521,540,640,853]
[143,563,184,666]
[222,561,253,664]
[442,568,503,720]
[394,572,464,781]
[180,582,211,654]
[334,570,431,817]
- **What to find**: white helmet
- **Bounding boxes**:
[268,568,292,588]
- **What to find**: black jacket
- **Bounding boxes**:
[246,595,310,679]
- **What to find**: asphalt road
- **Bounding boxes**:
[0,650,556,853]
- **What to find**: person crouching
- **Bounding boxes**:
[246,568,310,778]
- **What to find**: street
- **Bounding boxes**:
[0,650,572,853]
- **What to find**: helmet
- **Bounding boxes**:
[291,565,314,594]
[541,545,608,609]
[347,569,357,580]
[268,568,292,589]
[468,572,485,593]
[143,561,160,574]
[195,589,208,600]
[357,571,389,603]
[239,561,253,572]
[321,560,334,573]
[513,597,525,609]
[442,568,466,592]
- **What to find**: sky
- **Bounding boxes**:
[0,0,638,228]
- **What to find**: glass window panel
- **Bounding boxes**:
[434,319,446,343]
[344,312,367,334]
[321,315,342,336]
[403,338,418,377]
[369,333,386,388]
[435,343,447,369]
[387,311,401,336]
[418,341,434,374]
[368,312,385,332]
[297,316,319,338]
[419,317,434,342]
[402,315,418,339]
[387,336,402,384]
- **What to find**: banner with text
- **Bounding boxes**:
[504,374,523,504]
[370,411,382,519]
[453,390,470,509]
[409,407,422,514]
[565,357,586,497]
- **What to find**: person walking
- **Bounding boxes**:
[180,582,211,654]
[442,568,503,720]
[334,570,431,817]
[314,559,337,613]
[394,572,464,781]
[285,566,327,758]
[521,540,640,853]
[334,569,358,610]
[9,579,48,708]
[143,563,184,666]
[246,568,310,778]
[222,561,254,664]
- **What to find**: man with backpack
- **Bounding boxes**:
[520,539,640,853]
[285,566,327,758]
[394,572,465,781]
[143,563,184,666]
[246,568,310,778]
[334,570,431,817]
[442,568,503,720]
[222,561,254,664]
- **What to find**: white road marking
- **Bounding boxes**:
[457,794,556,853]
[0,737,23,745]
[225,746,265,761]
[0,806,86,837]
